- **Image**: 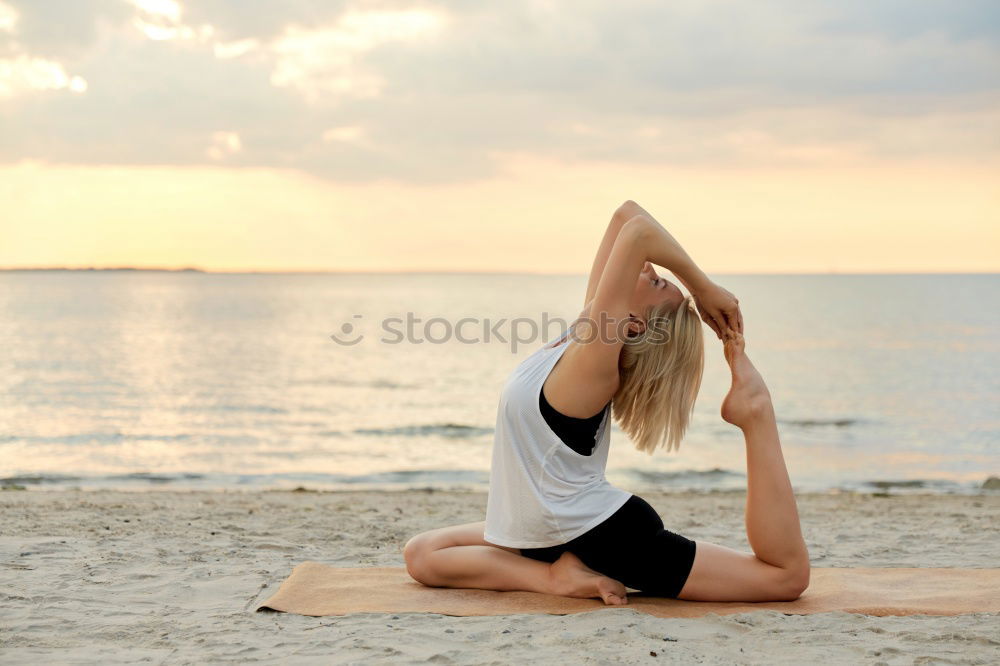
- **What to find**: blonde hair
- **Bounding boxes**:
[611,295,704,454]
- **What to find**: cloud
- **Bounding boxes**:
[322,125,366,143]
[0,0,996,183]
[126,1,449,103]
[0,1,16,32]
[205,130,241,160]
[213,37,258,59]
[0,1,88,97]
[128,0,214,42]
[0,1,131,59]
[0,55,87,96]
[264,9,448,103]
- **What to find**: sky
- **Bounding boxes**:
[1,0,998,273]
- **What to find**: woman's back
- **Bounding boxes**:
[482,331,632,550]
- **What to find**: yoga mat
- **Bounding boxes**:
[255,562,1000,618]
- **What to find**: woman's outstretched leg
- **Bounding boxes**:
[720,331,810,570]
[677,331,810,602]
[402,521,630,605]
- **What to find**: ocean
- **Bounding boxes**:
[1,271,997,495]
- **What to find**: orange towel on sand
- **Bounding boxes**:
[255,562,1000,618]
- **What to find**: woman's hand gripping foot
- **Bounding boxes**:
[548,551,629,606]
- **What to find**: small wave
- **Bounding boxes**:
[353,423,494,439]
[628,467,745,484]
[1,474,83,485]
[1,472,207,487]
[334,470,490,485]
[290,377,417,389]
[177,404,289,414]
[865,479,927,490]
[0,433,193,445]
[106,472,205,484]
[857,478,986,494]
[779,418,860,428]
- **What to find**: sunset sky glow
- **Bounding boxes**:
[1,0,997,273]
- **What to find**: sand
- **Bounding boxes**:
[1,488,998,664]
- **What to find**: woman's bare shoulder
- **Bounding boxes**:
[544,316,620,418]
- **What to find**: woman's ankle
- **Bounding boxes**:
[739,397,776,432]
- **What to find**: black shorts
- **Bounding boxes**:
[520,494,697,598]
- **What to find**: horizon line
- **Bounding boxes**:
[0,266,997,276]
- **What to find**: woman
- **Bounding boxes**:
[403,200,810,605]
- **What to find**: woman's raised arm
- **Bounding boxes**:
[591,206,743,339]
[583,200,653,308]
[574,214,742,381]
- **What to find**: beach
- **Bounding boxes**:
[2,488,998,664]
[4,0,998,661]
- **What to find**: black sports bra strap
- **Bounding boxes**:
[538,387,609,456]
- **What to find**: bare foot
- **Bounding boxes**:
[720,332,774,428]
[549,551,629,606]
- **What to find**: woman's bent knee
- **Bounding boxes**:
[403,535,430,582]
[777,561,811,601]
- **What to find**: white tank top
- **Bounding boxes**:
[483,330,632,548]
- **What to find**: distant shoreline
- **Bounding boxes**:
[0,268,997,276]
[0,267,205,273]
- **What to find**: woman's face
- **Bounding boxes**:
[632,261,684,317]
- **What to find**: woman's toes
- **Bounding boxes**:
[597,578,629,606]
[605,591,628,605]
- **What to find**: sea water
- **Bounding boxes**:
[1,271,996,494]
